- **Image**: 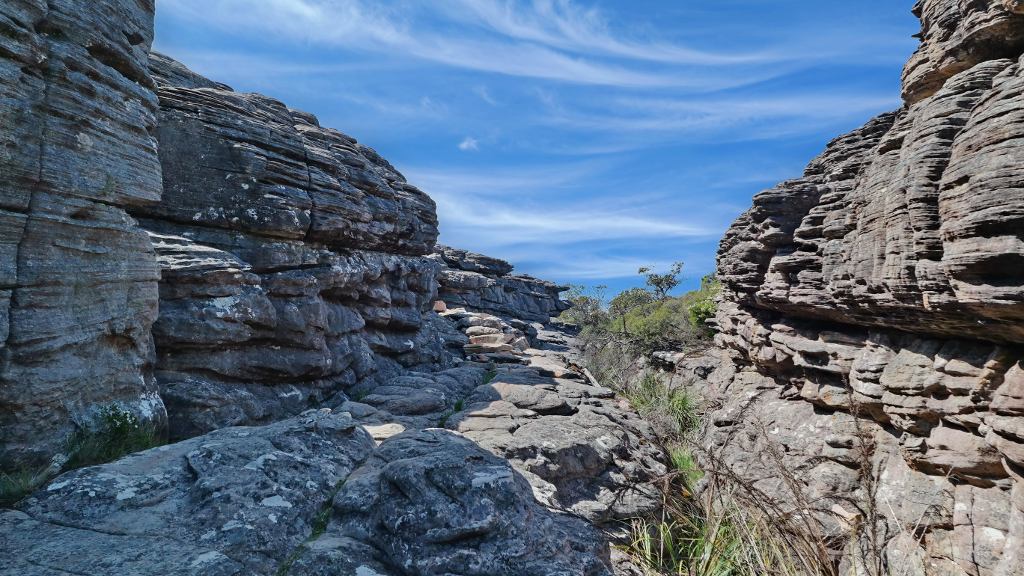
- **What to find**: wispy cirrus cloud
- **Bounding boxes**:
[407,164,717,252]
[434,0,767,65]
[157,0,790,89]
[155,0,918,294]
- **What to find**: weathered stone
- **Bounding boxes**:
[8,410,374,575]
[432,246,569,323]
[322,429,615,576]
[699,5,1024,573]
[114,54,454,437]
[0,0,165,471]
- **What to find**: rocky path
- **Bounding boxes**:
[1,310,666,576]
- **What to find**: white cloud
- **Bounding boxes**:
[536,93,901,147]
[437,0,767,65]
[458,136,480,151]
[406,164,716,250]
[157,0,787,89]
[473,85,498,106]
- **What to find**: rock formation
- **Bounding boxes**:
[433,245,570,323]
[689,1,1024,573]
[0,2,664,574]
[138,53,448,440]
[0,0,165,469]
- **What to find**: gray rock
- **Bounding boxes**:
[317,429,615,576]
[702,5,1024,573]
[12,409,375,575]
[432,247,570,323]
[0,0,165,471]
[129,55,453,438]
[0,509,244,576]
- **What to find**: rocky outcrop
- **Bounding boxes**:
[0,0,165,470]
[8,410,373,575]
[136,54,448,439]
[698,2,1024,574]
[433,245,570,323]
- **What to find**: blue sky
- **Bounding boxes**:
[154,0,919,296]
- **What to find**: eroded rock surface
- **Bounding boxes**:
[4,410,373,575]
[433,245,570,323]
[136,54,449,439]
[691,3,1024,574]
[0,0,165,470]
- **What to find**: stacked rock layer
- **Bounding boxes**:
[697,1,1024,574]
[136,53,448,439]
[0,0,165,468]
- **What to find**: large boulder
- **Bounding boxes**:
[295,429,615,576]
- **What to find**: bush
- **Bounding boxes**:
[0,405,161,507]
[0,468,49,508]
[64,405,161,471]
[627,488,833,576]
[559,284,608,328]
[589,272,721,356]
[627,373,700,439]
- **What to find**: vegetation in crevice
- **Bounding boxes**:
[565,266,838,575]
[275,480,347,576]
[0,405,162,508]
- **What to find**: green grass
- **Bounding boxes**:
[1,406,162,508]
[437,397,468,428]
[627,373,700,439]
[483,369,498,385]
[0,468,50,508]
[64,406,161,471]
[626,491,832,576]
[669,445,704,489]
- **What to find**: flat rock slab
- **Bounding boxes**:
[8,410,374,575]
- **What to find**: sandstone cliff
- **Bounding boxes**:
[139,52,449,440]
[690,1,1024,574]
[0,0,165,470]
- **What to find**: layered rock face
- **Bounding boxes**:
[701,1,1024,573]
[137,54,447,439]
[434,245,570,323]
[0,0,165,469]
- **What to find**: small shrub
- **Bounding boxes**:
[627,373,700,439]
[626,487,833,576]
[559,284,608,327]
[639,262,685,300]
[64,406,161,470]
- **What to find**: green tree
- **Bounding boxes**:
[638,261,684,300]
[560,284,608,327]
[609,287,655,334]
